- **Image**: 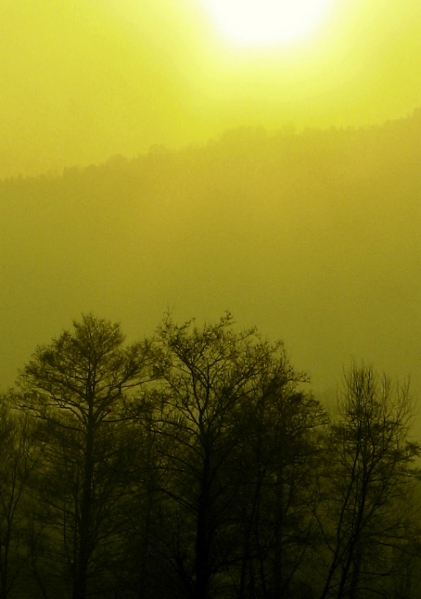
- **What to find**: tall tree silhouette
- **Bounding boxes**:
[20,314,152,599]
[316,365,420,599]
[147,313,310,599]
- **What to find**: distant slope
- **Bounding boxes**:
[1,110,420,402]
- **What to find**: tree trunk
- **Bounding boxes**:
[73,412,95,599]
[195,455,211,599]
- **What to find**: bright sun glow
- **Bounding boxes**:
[203,0,334,45]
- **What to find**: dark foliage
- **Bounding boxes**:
[0,314,418,599]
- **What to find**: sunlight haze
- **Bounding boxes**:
[202,0,335,45]
[0,0,420,177]
[0,0,420,412]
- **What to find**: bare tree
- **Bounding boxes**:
[316,365,420,599]
[144,313,311,599]
[19,314,153,599]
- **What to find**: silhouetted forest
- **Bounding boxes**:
[1,110,421,402]
[0,313,420,599]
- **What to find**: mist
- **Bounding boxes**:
[1,112,420,403]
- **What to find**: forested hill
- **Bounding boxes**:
[1,109,420,399]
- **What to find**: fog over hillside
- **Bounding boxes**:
[1,110,420,405]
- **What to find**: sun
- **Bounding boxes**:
[203,0,334,45]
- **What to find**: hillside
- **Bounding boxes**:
[1,109,420,400]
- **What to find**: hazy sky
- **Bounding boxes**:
[1,0,420,178]
[1,0,421,408]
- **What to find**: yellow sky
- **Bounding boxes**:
[0,0,420,178]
